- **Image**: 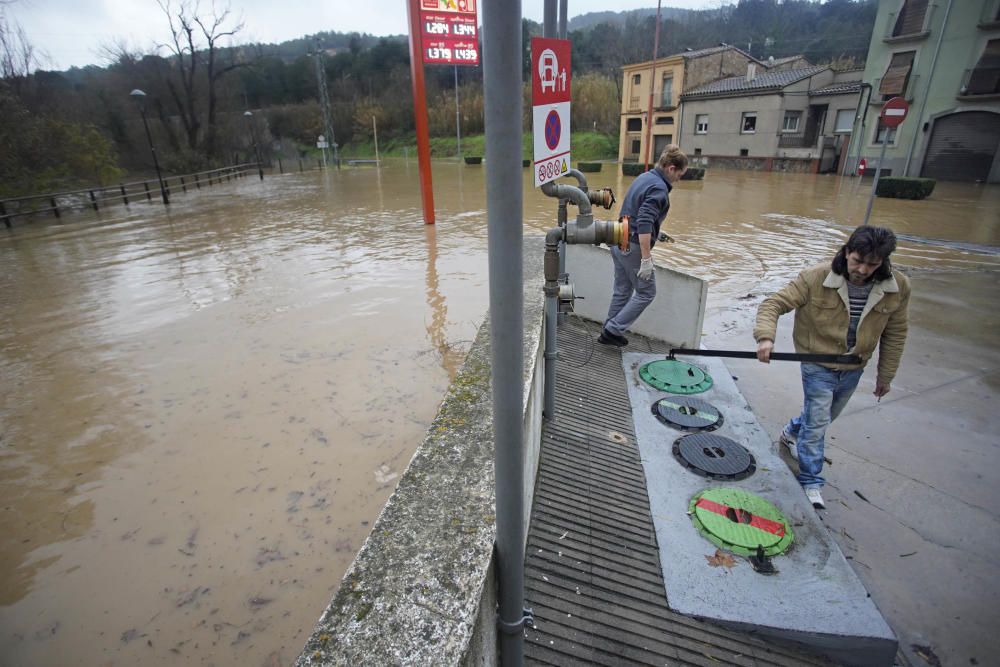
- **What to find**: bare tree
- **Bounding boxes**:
[1,7,40,92]
[156,0,247,156]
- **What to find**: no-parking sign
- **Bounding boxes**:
[531,37,571,188]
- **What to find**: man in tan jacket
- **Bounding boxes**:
[754,226,910,509]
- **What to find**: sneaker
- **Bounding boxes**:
[805,487,826,510]
[779,428,797,458]
[598,328,628,347]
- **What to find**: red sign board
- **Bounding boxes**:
[420,0,479,66]
[531,37,571,105]
[880,96,909,129]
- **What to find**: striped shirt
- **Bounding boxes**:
[846,281,874,349]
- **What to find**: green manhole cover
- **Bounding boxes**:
[689,488,793,557]
[639,359,713,394]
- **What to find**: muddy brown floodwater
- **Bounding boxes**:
[1,162,998,666]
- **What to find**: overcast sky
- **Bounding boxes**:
[7,0,734,71]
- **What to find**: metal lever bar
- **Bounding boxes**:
[669,348,862,365]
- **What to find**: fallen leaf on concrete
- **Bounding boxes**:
[853,490,870,503]
[704,549,736,569]
[911,644,942,667]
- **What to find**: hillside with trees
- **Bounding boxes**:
[1,0,877,198]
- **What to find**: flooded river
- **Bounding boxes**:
[2,162,998,666]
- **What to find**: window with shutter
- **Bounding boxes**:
[967,40,1000,95]
[893,0,929,37]
[879,51,915,96]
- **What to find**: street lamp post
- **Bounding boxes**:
[244,111,265,180]
[129,89,169,205]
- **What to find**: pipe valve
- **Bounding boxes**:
[587,188,616,210]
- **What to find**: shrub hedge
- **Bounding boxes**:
[875,176,936,200]
[577,162,602,172]
[622,163,648,176]
[680,167,706,180]
[464,156,482,165]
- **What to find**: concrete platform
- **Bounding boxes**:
[623,352,897,666]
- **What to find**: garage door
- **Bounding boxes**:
[922,111,1000,181]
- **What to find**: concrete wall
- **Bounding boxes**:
[565,244,707,348]
[681,92,786,157]
[854,0,1000,180]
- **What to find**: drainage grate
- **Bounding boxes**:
[639,359,713,394]
[673,433,756,480]
[688,488,794,558]
[652,397,723,432]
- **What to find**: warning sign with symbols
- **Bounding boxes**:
[531,37,571,188]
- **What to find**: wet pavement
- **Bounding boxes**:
[1,163,998,666]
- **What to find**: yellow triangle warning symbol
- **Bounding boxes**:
[560,158,568,173]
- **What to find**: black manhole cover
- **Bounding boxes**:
[673,433,756,480]
[652,397,723,432]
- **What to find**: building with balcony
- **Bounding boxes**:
[847,0,1000,182]
[677,65,863,173]
[617,45,760,164]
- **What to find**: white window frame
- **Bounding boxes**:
[741,112,757,134]
[695,114,709,134]
[873,121,898,146]
[834,109,855,133]
[782,110,802,133]
[661,75,674,107]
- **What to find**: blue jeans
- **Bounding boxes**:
[604,244,656,336]
[785,363,863,489]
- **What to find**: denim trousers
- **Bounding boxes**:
[785,362,864,489]
[605,244,656,336]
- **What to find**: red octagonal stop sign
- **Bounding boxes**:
[881,96,909,128]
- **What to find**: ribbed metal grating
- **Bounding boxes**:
[524,316,830,666]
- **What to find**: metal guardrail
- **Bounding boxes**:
[0,163,260,228]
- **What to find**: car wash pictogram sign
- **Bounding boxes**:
[531,37,571,188]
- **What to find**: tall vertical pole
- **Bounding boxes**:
[140,109,169,204]
[314,38,340,169]
[558,0,568,38]
[483,0,525,664]
[455,66,462,158]
[862,137,890,226]
[543,0,556,36]
[373,116,380,165]
[642,0,663,171]
[406,0,436,224]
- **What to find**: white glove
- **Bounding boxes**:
[637,257,654,280]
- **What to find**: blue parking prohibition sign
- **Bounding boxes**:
[544,110,561,150]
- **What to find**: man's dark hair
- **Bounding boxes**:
[831,225,897,281]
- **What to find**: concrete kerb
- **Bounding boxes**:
[295,237,546,667]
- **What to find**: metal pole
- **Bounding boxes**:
[543,0,556,36]
[642,0,663,171]
[373,116,380,165]
[558,0,568,38]
[455,66,462,158]
[314,38,340,169]
[842,83,871,177]
[483,0,526,664]
[903,0,953,175]
[406,0,436,224]
[139,106,169,205]
[862,135,890,226]
[245,111,264,181]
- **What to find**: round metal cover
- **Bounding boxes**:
[639,359,713,394]
[652,397,723,432]
[689,488,794,557]
[673,433,756,480]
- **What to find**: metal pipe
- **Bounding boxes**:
[544,228,563,419]
[558,0,568,38]
[540,181,591,216]
[904,0,953,175]
[543,0,556,37]
[482,0,526,663]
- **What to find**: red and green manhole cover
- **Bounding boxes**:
[689,488,793,557]
[639,359,713,394]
